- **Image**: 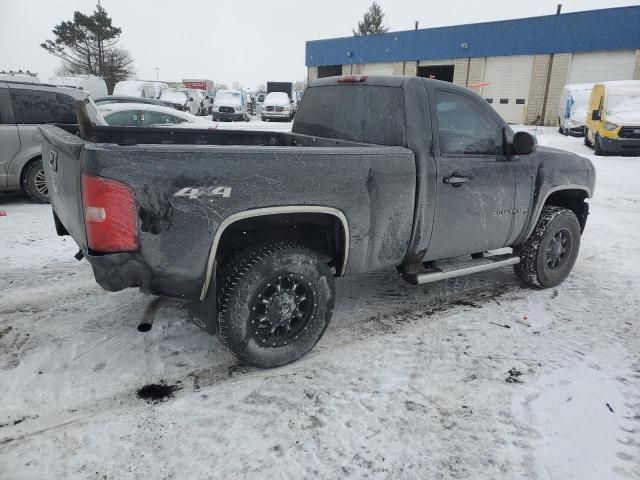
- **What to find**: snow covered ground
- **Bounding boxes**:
[1,125,639,479]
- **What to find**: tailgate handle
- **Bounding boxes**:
[443,173,470,187]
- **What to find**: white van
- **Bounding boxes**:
[558,83,593,137]
[113,80,156,98]
[48,75,108,98]
[211,90,250,122]
[149,81,168,99]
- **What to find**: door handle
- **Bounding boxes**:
[443,173,471,187]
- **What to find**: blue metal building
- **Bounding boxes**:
[305,6,640,125]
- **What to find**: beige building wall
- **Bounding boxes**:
[392,62,405,75]
[525,55,552,125]
[404,61,418,76]
[308,67,318,82]
[543,53,571,125]
[453,58,469,86]
[634,49,640,80]
[467,58,485,86]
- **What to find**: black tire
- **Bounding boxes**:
[594,135,608,156]
[21,158,49,203]
[514,206,581,288]
[217,241,335,368]
[584,128,592,147]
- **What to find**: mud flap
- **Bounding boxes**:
[187,267,217,335]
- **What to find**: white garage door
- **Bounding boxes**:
[481,55,534,124]
[363,62,394,75]
[568,50,636,84]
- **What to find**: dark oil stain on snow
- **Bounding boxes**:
[136,381,182,403]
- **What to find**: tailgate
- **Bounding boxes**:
[39,125,89,250]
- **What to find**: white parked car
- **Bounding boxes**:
[212,89,250,122]
[159,88,200,115]
[558,83,593,137]
[97,103,218,129]
[261,92,294,121]
[113,80,156,98]
[48,75,108,98]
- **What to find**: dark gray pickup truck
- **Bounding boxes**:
[41,76,595,368]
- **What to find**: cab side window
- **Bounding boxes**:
[10,88,77,124]
[435,90,504,156]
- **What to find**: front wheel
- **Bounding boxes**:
[514,206,581,288]
[22,158,49,203]
[594,135,608,156]
[217,241,335,368]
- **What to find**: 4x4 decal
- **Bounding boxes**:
[174,187,232,199]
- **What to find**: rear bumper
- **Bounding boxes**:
[85,252,153,292]
[599,136,640,154]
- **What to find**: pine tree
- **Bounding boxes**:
[41,4,135,93]
[353,2,389,36]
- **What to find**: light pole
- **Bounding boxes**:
[155,67,159,80]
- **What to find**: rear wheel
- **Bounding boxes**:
[21,158,49,203]
[217,241,335,368]
[514,206,581,288]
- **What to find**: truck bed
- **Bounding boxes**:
[40,123,417,301]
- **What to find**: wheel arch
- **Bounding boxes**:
[19,153,44,185]
[200,206,349,301]
[520,185,591,243]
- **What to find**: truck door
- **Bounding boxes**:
[0,87,20,186]
[424,89,516,261]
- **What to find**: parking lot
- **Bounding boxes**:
[1,124,639,479]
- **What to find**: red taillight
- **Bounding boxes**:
[337,75,368,83]
[81,174,138,252]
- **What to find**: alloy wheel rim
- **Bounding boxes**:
[249,274,315,348]
[34,169,48,197]
[546,229,571,270]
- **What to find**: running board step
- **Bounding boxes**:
[402,254,520,286]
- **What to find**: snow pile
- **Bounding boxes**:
[1,127,639,479]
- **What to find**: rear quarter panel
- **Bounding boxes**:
[80,144,416,299]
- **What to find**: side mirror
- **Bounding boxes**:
[189,97,194,101]
[511,131,537,156]
[591,110,601,121]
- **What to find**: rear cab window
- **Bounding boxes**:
[9,87,77,124]
[293,85,406,146]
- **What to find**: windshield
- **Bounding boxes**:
[607,94,640,114]
[160,90,188,104]
[264,92,289,105]
[215,91,243,106]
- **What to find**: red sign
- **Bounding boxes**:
[183,81,207,90]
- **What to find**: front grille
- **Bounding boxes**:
[219,106,235,114]
[619,126,640,139]
[266,106,274,112]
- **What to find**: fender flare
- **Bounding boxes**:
[521,184,591,242]
[199,206,350,300]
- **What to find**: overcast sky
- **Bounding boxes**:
[0,0,637,90]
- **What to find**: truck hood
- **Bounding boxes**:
[534,146,594,171]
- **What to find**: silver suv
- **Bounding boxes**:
[0,81,87,202]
